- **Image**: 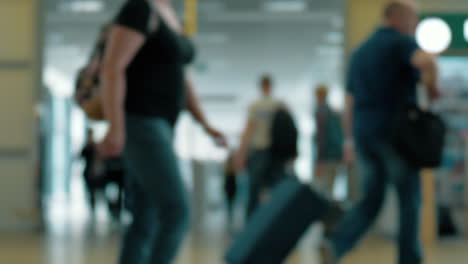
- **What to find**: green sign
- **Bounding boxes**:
[421,14,468,51]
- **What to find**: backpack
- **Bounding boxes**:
[269,107,299,160]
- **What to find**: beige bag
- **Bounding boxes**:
[75,68,105,121]
[81,92,104,121]
[77,3,160,121]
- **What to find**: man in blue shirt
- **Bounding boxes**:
[313,84,344,199]
[321,2,441,264]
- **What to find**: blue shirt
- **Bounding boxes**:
[315,104,343,162]
[347,27,420,142]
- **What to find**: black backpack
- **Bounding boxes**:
[269,108,299,160]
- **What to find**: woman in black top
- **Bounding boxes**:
[99,0,227,263]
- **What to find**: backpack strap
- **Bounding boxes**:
[145,0,160,33]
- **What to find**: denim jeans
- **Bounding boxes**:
[119,114,190,264]
[246,150,292,219]
[312,161,341,199]
[246,150,268,219]
[330,140,422,264]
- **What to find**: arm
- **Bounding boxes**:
[342,93,355,164]
[186,79,210,130]
[185,79,227,147]
[343,94,354,141]
[99,25,145,157]
[86,55,102,76]
[235,120,255,172]
[411,50,441,100]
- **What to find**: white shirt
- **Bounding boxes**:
[248,96,283,150]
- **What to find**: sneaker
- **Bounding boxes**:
[319,241,337,264]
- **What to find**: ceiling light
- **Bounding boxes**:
[315,45,343,56]
[68,1,104,13]
[194,33,229,44]
[44,67,73,98]
[262,0,307,13]
[416,18,452,54]
[464,19,468,42]
[324,32,343,45]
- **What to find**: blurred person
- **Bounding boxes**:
[103,157,126,221]
[98,0,227,263]
[313,85,359,205]
[81,129,99,213]
[321,2,441,264]
[312,84,349,238]
[260,105,299,196]
[313,84,344,199]
[224,151,238,232]
[235,75,285,218]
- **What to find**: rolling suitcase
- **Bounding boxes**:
[225,177,330,264]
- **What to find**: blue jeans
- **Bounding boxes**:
[246,150,292,219]
[119,115,190,264]
[330,141,422,264]
[246,150,268,219]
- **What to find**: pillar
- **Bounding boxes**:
[0,0,43,231]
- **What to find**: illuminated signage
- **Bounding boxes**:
[416,18,452,54]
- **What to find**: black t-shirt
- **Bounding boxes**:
[115,0,196,126]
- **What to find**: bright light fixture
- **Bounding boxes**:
[262,0,307,12]
[69,0,103,13]
[416,18,452,54]
[329,87,345,111]
[324,31,344,45]
[44,67,73,98]
[464,19,468,42]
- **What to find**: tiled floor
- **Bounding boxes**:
[1,190,467,264]
[1,215,468,264]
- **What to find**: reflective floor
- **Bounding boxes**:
[2,169,467,264]
[2,203,468,264]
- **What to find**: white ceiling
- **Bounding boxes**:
[45,0,345,132]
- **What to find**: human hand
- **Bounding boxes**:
[98,128,125,158]
[204,125,228,148]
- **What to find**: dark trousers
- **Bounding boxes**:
[119,115,189,264]
[83,171,98,211]
[330,141,422,264]
[246,151,292,219]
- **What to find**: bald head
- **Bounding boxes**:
[384,1,408,19]
[383,1,418,36]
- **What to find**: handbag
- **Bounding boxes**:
[75,68,105,121]
[75,2,161,121]
[81,91,105,121]
[392,102,446,168]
